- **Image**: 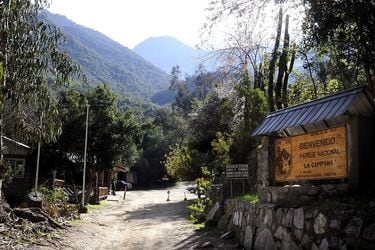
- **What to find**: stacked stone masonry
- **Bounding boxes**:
[218,199,375,250]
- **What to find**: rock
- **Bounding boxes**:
[273,226,297,250]
[258,188,269,204]
[290,241,299,250]
[243,226,253,250]
[305,209,314,219]
[206,202,223,225]
[233,212,239,226]
[236,211,243,227]
[344,217,363,237]
[313,209,319,218]
[301,234,312,249]
[311,242,319,250]
[319,238,329,250]
[218,215,230,230]
[305,220,312,232]
[294,229,303,241]
[274,226,287,240]
[321,184,335,192]
[329,219,340,230]
[254,228,275,250]
[328,236,342,249]
[282,209,294,228]
[307,186,319,196]
[281,233,295,250]
[362,223,375,242]
[293,208,304,230]
[314,213,327,235]
[276,208,283,226]
[263,208,274,228]
[257,208,265,228]
[336,184,349,192]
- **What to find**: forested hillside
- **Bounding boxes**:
[44,12,169,98]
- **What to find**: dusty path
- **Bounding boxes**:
[34,182,239,250]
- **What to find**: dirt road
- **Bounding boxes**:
[35,182,238,250]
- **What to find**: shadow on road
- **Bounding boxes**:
[121,199,190,222]
[121,199,240,249]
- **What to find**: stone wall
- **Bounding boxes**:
[258,184,348,206]
[217,199,375,250]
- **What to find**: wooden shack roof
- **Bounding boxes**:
[3,136,30,156]
[252,86,375,136]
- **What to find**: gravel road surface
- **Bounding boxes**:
[33,182,239,250]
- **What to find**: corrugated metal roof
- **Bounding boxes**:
[252,86,375,136]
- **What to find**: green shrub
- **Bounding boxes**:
[38,186,66,203]
[187,199,206,224]
[240,193,259,204]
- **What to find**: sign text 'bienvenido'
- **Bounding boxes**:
[274,126,347,181]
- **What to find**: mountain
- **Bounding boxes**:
[133,36,202,75]
[44,12,169,98]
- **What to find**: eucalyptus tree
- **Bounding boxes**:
[0,0,79,180]
[303,0,375,95]
[201,0,300,111]
[169,65,193,118]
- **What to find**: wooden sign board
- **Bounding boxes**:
[274,126,347,182]
[226,164,249,179]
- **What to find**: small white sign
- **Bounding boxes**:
[226,164,249,179]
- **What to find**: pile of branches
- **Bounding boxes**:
[0,200,79,248]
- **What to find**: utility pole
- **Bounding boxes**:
[81,104,90,210]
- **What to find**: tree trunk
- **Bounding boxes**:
[275,14,290,110]
[243,61,251,130]
[282,44,296,107]
[268,7,283,112]
[302,52,318,98]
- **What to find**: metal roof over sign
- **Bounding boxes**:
[252,86,375,136]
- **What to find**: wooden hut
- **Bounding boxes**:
[2,136,32,203]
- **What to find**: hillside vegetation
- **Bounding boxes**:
[45,12,169,98]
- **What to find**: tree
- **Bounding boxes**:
[192,64,215,100]
[84,85,142,171]
[0,0,79,180]
[201,0,299,112]
[164,144,193,181]
[39,85,142,186]
[303,0,375,95]
[211,132,232,178]
[189,91,235,154]
[169,65,193,117]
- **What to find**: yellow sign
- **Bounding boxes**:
[274,126,347,182]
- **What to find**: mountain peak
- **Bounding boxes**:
[133,36,200,75]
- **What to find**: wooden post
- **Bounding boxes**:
[230,179,233,198]
[347,117,359,192]
[123,185,127,200]
[242,179,245,195]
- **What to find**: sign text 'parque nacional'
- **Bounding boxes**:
[274,126,347,182]
[226,164,249,179]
